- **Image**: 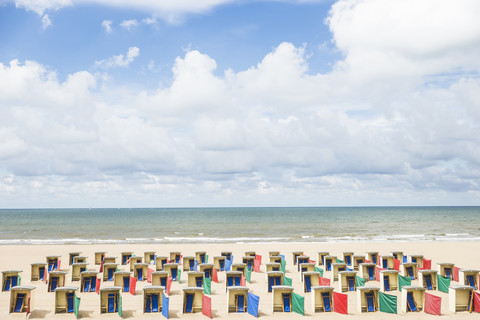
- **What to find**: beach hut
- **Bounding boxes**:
[380,270,399,292]
[2,270,22,292]
[266,271,284,292]
[199,264,214,280]
[54,286,78,314]
[401,262,418,280]
[360,263,376,281]
[144,251,156,265]
[80,271,98,293]
[297,256,310,271]
[129,256,143,271]
[357,286,380,313]
[31,263,47,282]
[213,256,226,271]
[155,256,168,271]
[164,263,179,281]
[73,256,87,264]
[303,271,321,293]
[182,287,204,313]
[323,255,337,271]
[68,252,81,265]
[353,255,366,271]
[299,263,315,280]
[459,269,479,289]
[187,271,205,288]
[9,285,35,314]
[170,251,181,264]
[46,256,61,272]
[242,256,255,271]
[121,252,133,265]
[409,255,424,268]
[272,285,294,313]
[183,256,196,271]
[95,252,105,265]
[270,256,282,264]
[71,262,88,281]
[99,286,122,314]
[437,262,455,279]
[102,263,119,281]
[269,251,280,257]
[226,271,243,289]
[227,286,249,313]
[143,286,164,313]
[311,286,334,313]
[391,251,403,261]
[449,285,474,313]
[317,252,329,266]
[343,252,354,267]
[366,252,379,265]
[196,251,207,264]
[232,263,246,276]
[114,271,131,292]
[266,263,281,272]
[245,251,256,258]
[331,263,347,281]
[418,270,438,290]
[133,263,149,281]
[381,255,395,270]
[151,271,169,287]
[221,251,233,261]
[292,251,304,265]
[48,271,68,292]
[103,256,116,264]
[401,286,425,313]
[339,271,357,292]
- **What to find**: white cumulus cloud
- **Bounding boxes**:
[101,19,113,33]
[120,19,138,30]
[95,47,140,69]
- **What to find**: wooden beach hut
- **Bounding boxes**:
[418,270,438,290]
[121,252,133,265]
[272,285,294,313]
[331,263,347,281]
[245,251,256,257]
[303,271,321,293]
[227,286,249,313]
[232,263,246,276]
[401,262,418,280]
[353,255,366,271]
[292,251,304,265]
[357,286,380,313]
[99,286,122,314]
[265,263,281,272]
[199,264,214,280]
[297,255,310,271]
[401,286,425,313]
[103,256,116,264]
[102,263,118,281]
[183,256,196,271]
[187,271,205,288]
[144,251,156,265]
[299,262,315,280]
[266,271,284,292]
[129,256,143,271]
[380,270,398,292]
[409,255,424,268]
[48,271,67,292]
[343,252,354,267]
[311,286,334,313]
[317,252,329,266]
[73,256,87,264]
[391,251,403,261]
[242,256,255,271]
[339,271,357,292]
[71,262,88,281]
[68,252,81,265]
[114,271,131,292]
[164,263,179,281]
[9,285,35,314]
[151,271,169,287]
[226,271,243,289]
[47,256,61,272]
[360,263,376,281]
[31,263,47,282]
[155,256,168,271]
[196,251,207,264]
[324,255,337,271]
[182,287,204,313]
[143,286,164,313]
[459,269,479,289]
[95,252,105,265]
[170,251,181,264]
[449,285,474,313]
[213,256,226,271]
[269,251,280,257]
[133,263,149,281]
[2,270,21,292]
[80,271,98,293]
[366,252,379,265]
[54,286,78,314]
[437,262,455,279]
[221,251,233,261]
[270,256,282,264]
[381,255,395,270]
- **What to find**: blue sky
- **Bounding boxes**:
[1,0,480,208]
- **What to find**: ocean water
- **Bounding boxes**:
[0,207,479,244]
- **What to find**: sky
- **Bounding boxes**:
[0,0,480,208]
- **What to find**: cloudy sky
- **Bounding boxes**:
[1,0,479,208]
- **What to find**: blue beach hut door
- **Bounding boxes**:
[39,267,45,280]
[368,267,374,280]
[282,294,291,312]
[14,293,25,313]
[425,275,433,290]
[322,293,332,312]
[123,277,130,292]
[366,293,375,312]
[227,276,233,286]
[219,260,224,271]
[83,278,90,292]
[137,268,143,281]
[107,293,118,313]
[171,268,177,281]
[50,277,58,292]
[160,277,166,287]
[196,277,202,288]
[384,277,390,291]
[67,292,74,313]
[236,295,245,313]
[189,260,194,271]
[406,292,417,312]
[185,294,194,313]
[305,275,312,292]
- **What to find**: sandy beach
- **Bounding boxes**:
[1,241,479,319]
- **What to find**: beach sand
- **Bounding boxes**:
[0,241,479,319]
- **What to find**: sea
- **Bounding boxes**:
[0,207,479,245]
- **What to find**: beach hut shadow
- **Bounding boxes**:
[78,310,95,318]
[28,309,50,318]
[119,310,136,318]
[166,310,181,318]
